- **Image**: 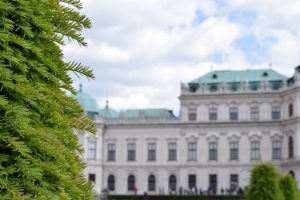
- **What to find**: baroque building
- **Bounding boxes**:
[75,66,300,195]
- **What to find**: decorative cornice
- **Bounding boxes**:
[126,138,137,142]
[105,138,117,143]
[146,137,158,142]
[166,137,179,142]
[207,135,219,142]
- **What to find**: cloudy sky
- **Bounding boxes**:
[63,0,300,114]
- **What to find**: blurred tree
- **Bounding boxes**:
[246,163,284,200]
[0,0,96,199]
[280,174,300,200]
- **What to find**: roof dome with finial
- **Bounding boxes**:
[99,100,119,118]
[74,84,100,113]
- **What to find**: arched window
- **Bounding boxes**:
[289,136,294,159]
[128,175,135,191]
[289,104,294,117]
[169,175,176,191]
[289,170,295,179]
[148,175,156,191]
[108,175,115,191]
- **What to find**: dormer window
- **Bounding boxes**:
[270,81,282,90]
[249,82,260,91]
[228,82,240,92]
[190,86,197,93]
[263,72,268,77]
[212,74,217,79]
[210,85,218,92]
[230,84,238,91]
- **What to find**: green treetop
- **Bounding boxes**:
[0,0,96,199]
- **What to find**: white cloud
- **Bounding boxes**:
[64,0,299,113]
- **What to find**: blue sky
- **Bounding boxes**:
[63,0,300,112]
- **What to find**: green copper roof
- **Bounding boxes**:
[189,69,287,84]
[120,109,175,118]
[99,102,119,118]
[74,90,100,113]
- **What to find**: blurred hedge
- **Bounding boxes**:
[105,195,244,200]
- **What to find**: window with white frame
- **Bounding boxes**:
[169,175,177,191]
[209,142,218,161]
[188,142,197,161]
[229,107,238,121]
[148,175,156,191]
[272,106,281,120]
[168,143,177,161]
[107,143,116,161]
[230,174,238,190]
[127,143,136,161]
[250,107,259,120]
[188,108,197,121]
[230,142,239,161]
[128,175,135,191]
[87,141,96,160]
[251,141,260,160]
[108,175,115,191]
[272,141,281,160]
[148,143,156,161]
[209,107,218,121]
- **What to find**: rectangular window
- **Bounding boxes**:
[87,141,96,160]
[251,141,260,160]
[272,141,281,160]
[107,143,116,161]
[250,107,259,120]
[148,143,156,161]
[209,107,218,121]
[230,174,238,190]
[209,142,218,161]
[188,108,197,121]
[209,174,217,194]
[127,143,136,161]
[230,142,239,161]
[272,106,281,120]
[188,142,197,161]
[230,107,238,121]
[88,173,96,184]
[188,174,197,189]
[168,143,177,161]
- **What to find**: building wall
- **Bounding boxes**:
[81,67,300,195]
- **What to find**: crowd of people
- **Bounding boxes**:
[98,185,246,200]
[163,186,246,196]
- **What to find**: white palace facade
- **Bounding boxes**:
[75,66,300,195]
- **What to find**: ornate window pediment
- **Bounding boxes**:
[105,138,117,143]
[167,137,178,142]
[186,135,198,142]
[271,134,283,141]
[228,134,240,142]
[146,137,158,142]
[126,138,137,142]
[207,135,219,142]
[249,134,261,141]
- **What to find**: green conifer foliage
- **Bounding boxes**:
[0,0,96,199]
[246,163,284,200]
[280,174,300,200]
